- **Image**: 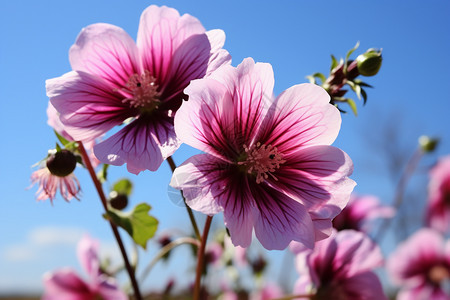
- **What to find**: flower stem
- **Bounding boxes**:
[374,147,423,242]
[139,237,200,283]
[78,142,143,300]
[193,215,213,300]
[166,156,201,240]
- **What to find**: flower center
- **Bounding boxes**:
[122,70,160,112]
[428,265,450,285]
[237,142,285,184]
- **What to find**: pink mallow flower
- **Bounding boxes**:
[30,149,81,203]
[387,229,450,300]
[425,155,450,233]
[332,193,395,233]
[46,5,231,174]
[42,235,127,300]
[292,230,387,300]
[170,58,355,250]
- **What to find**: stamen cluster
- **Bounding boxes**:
[238,142,286,184]
[122,70,160,110]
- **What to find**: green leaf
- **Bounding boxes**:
[104,203,159,249]
[97,164,109,184]
[345,41,360,64]
[346,81,362,100]
[54,130,71,147]
[330,55,339,71]
[346,98,358,116]
[306,75,316,84]
[112,178,133,196]
[361,88,368,105]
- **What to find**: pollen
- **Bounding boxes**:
[122,70,161,110]
[238,142,286,184]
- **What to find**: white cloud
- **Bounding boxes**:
[28,226,84,246]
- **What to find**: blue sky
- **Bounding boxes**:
[1,0,449,295]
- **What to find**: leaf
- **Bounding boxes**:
[346,81,362,100]
[330,55,339,71]
[112,178,133,196]
[306,75,316,84]
[54,130,70,147]
[361,88,368,105]
[104,203,159,249]
[346,98,358,116]
[345,41,360,64]
[97,164,109,184]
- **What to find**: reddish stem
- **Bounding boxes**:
[193,216,213,300]
[78,142,142,300]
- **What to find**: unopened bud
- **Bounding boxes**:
[356,48,382,76]
[46,149,77,177]
[419,136,439,153]
[108,191,128,210]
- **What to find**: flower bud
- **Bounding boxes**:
[108,191,128,210]
[419,135,439,153]
[46,149,77,177]
[356,48,382,76]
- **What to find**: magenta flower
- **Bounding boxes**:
[42,235,127,300]
[46,5,231,174]
[387,229,450,300]
[425,155,450,233]
[332,193,395,233]
[170,58,355,250]
[292,230,387,300]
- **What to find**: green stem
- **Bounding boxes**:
[78,142,143,300]
[193,216,213,300]
[139,237,200,283]
[166,156,201,240]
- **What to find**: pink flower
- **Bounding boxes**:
[387,229,450,300]
[170,58,355,250]
[46,5,231,174]
[42,235,127,300]
[30,165,80,203]
[292,230,387,300]
[251,282,283,300]
[425,155,450,233]
[332,194,395,233]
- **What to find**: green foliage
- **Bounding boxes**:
[112,178,133,196]
[104,203,159,249]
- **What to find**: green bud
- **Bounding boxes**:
[356,48,382,76]
[418,136,439,153]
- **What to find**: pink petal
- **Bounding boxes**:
[170,154,227,215]
[341,272,388,300]
[69,23,141,89]
[77,235,100,280]
[47,71,134,142]
[97,276,128,300]
[179,58,274,159]
[42,268,94,300]
[204,29,232,76]
[274,145,355,220]
[252,186,315,250]
[47,101,74,141]
[261,83,341,154]
[94,116,180,174]
[137,5,205,84]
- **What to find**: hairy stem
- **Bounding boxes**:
[193,216,213,300]
[78,142,143,300]
[139,237,200,283]
[167,156,201,240]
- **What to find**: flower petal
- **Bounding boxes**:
[261,83,341,154]
[42,268,93,300]
[170,154,227,215]
[137,5,205,84]
[69,23,141,89]
[274,145,355,220]
[97,275,128,300]
[76,235,100,280]
[94,115,180,174]
[341,272,388,300]
[179,58,273,159]
[47,71,134,142]
[204,29,232,76]
[252,185,315,250]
